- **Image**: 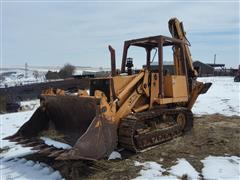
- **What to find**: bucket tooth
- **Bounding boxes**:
[48,150,65,157]
[2,135,14,140]
[9,136,23,142]
[31,144,48,150]
[38,146,56,154]
[16,139,31,145]
[22,141,41,147]
[55,151,97,161]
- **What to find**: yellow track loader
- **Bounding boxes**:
[4,18,212,161]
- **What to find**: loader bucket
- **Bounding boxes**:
[4,95,117,160]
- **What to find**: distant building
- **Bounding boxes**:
[142,60,233,77]
[143,61,175,74]
[193,61,214,77]
[206,63,225,68]
[144,61,215,76]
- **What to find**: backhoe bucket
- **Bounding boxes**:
[4,95,117,160]
[199,82,212,94]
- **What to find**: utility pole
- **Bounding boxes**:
[25,62,28,78]
[214,54,216,64]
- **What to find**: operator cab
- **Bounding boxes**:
[120,35,190,99]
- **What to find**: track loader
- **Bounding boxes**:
[4,18,212,161]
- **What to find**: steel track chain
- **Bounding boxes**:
[118,108,193,152]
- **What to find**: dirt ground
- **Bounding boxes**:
[25,114,240,180]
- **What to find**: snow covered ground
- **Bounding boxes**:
[20,100,40,111]
[0,66,107,88]
[0,68,46,88]
[193,76,240,116]
[0,76,239,179]
[1,158,62,180]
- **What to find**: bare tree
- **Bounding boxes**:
[58,63,76,79]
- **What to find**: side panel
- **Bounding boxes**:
[112,75,136,96]
[164,75,188,98]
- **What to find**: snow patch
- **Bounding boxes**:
[169,159,199,179]
[108,151,122,160]
[133,161,179,179]
[40,137,72,149]
[134,156,240,179]
[201,156,240,179]
[20,99,40,111]
[0,110,38,159]
[133,161,168,179]
[25,160,35,166]
[193,77,240,116]
[0,158,62,180]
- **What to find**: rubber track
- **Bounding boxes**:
[118,108,193,152]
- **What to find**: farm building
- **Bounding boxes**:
[143,61,174,74]
[143,60,231,77]
[144,61,214,77]
[193,61,215,77]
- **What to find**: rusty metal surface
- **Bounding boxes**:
[108,45,117,77]
[4,95,118,160]
[19,95,98,144]
[57,116,117,160]
[40,95,99,145]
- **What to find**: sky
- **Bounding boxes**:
[0,0,239,69]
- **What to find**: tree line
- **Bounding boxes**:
[45,63,76,80]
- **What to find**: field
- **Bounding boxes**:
[0,76,239,179]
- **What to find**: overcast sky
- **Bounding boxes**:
[1,1,239,69]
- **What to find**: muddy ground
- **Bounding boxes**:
[25,114,240,180]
